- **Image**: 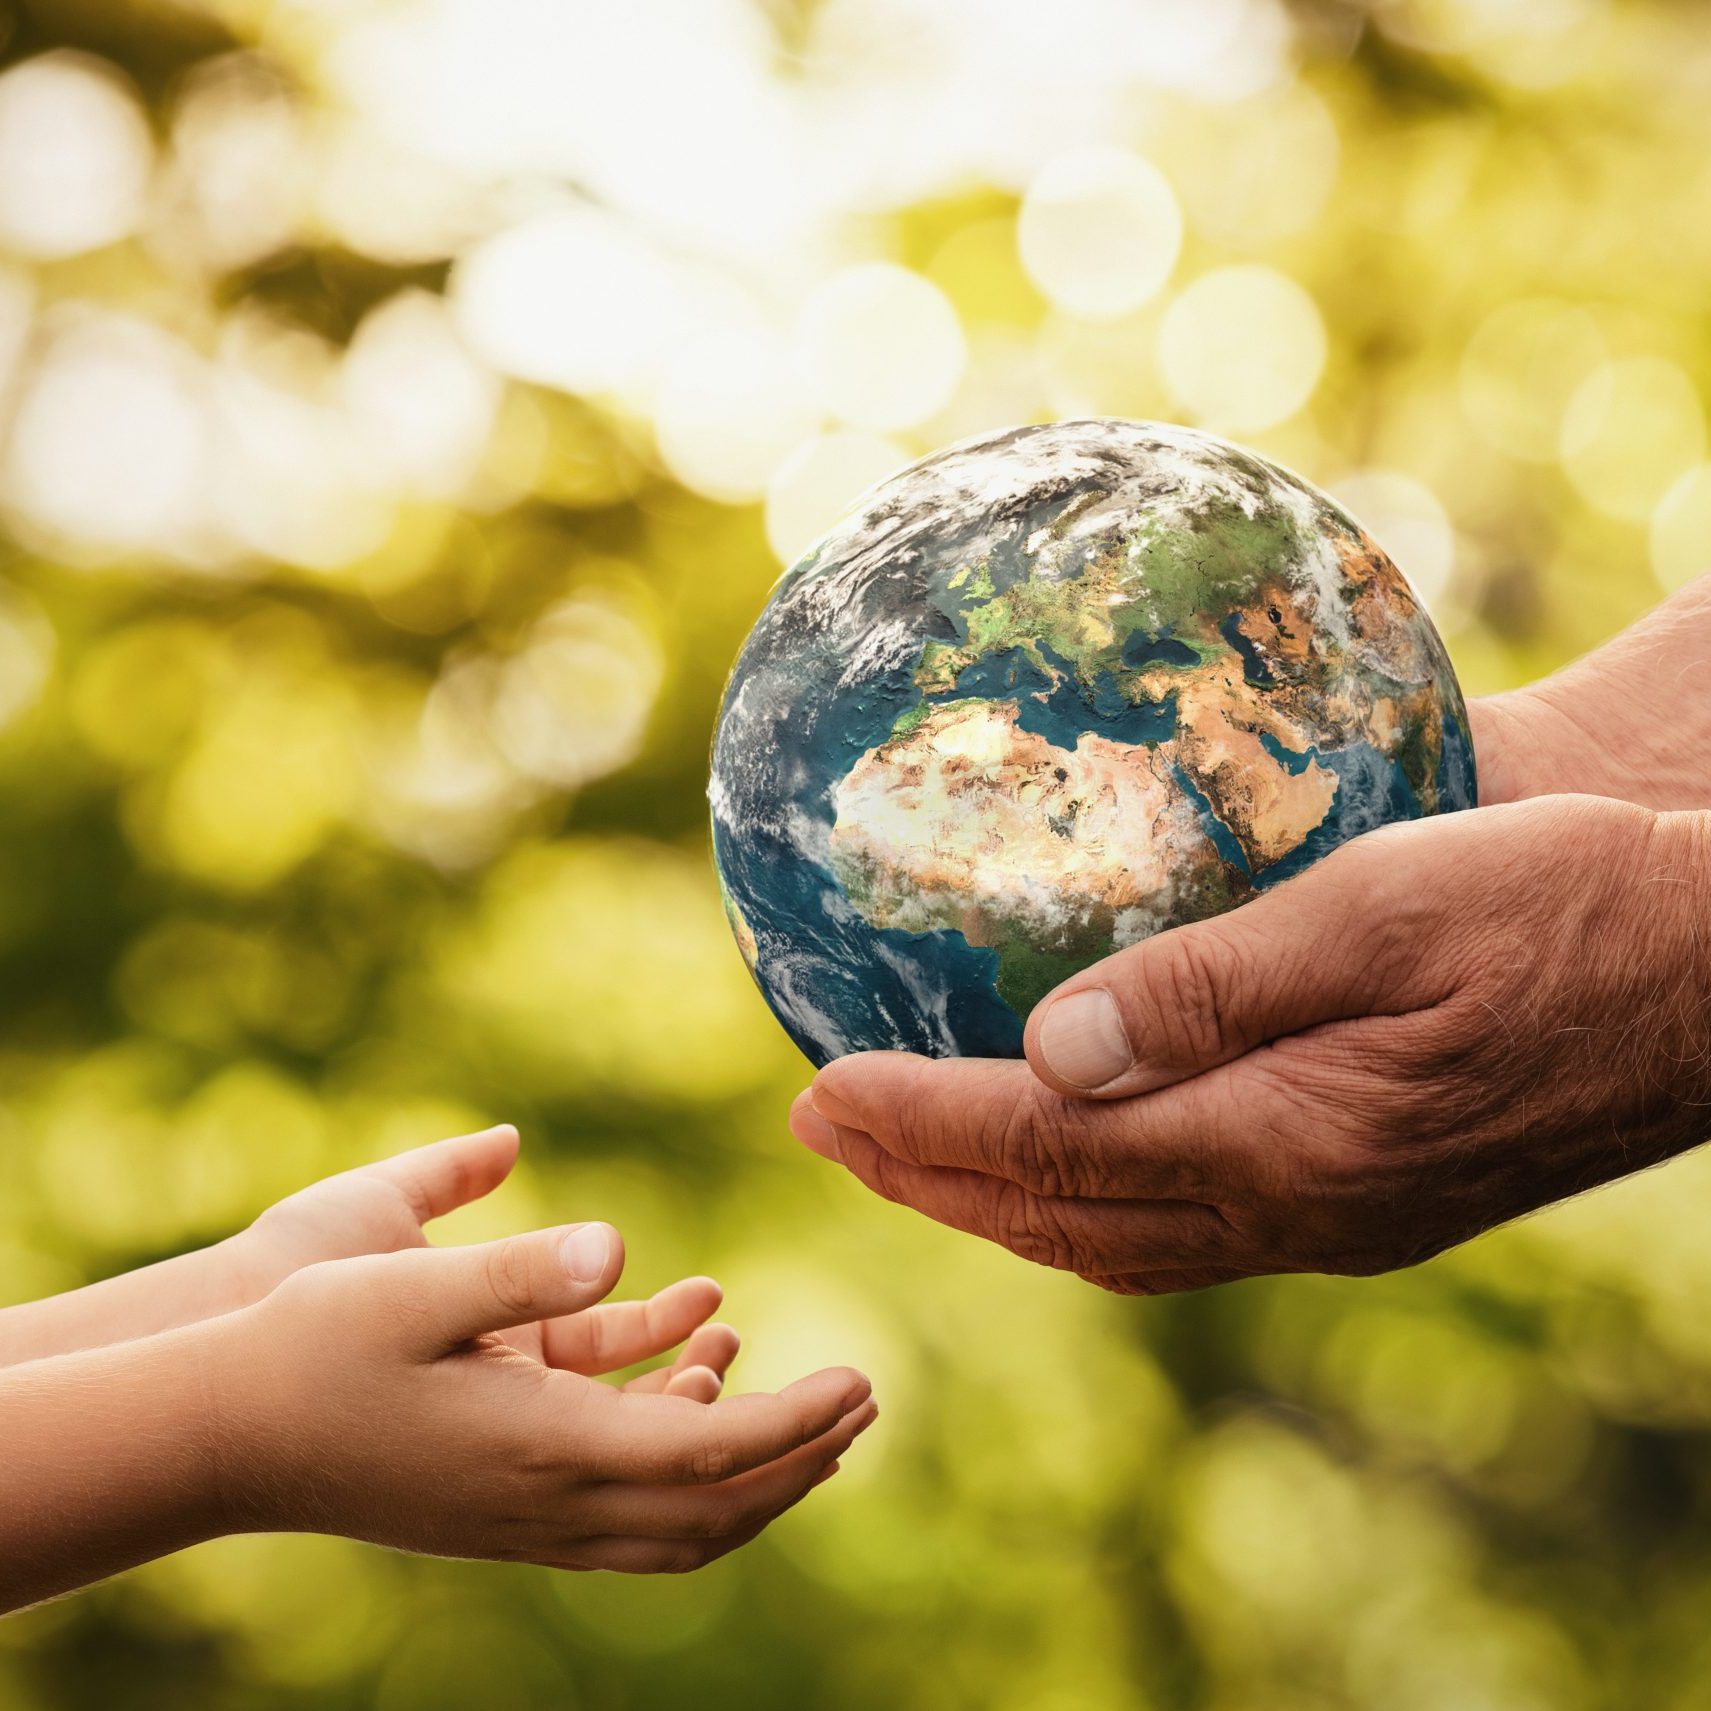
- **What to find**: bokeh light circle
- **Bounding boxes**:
[1458,298,1607,465]
[1651,464,1711,594]
[1157,264,1326,431]
[1559,356,1706,523]
[794,263,966,432]
[1017,146,1182,320]
[0,53,153,260]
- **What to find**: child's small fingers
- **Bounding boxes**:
[362,1126,521,1225]
[551,1517,771,1575]
[597,1366,871,1486]
[662,1364,723,1403]
[540,1277,723,1376]
[682,1322,740,1377]
[553,1459,849,1573]
[620,1321,740,1394]
[574,1399,873,1540]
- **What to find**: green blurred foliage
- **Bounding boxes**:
[0,0,1710,1707]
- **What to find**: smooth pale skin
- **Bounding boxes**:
[0,1127,876,1612]
[793,575,1711,1293]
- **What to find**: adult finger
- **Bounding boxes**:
[1080,1266,1256,1295]
[387,1221,624,1352]
[804,1121,1231,1274]
[575,1402,874,1540]
[360,1125,522,1225]
[799,1055,1253,1202]
[588,1367,871,1486]
[1022,827,1440,1099]
[540,1277,723,1375]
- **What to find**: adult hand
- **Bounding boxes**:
[791,795,1711,1293]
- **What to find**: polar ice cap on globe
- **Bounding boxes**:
[710,419,1476,1067]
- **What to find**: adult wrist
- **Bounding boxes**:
[1644,807,1711,1134]
[1468,684,1602,805]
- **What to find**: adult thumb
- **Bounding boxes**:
[1024,841,1404,1100]
[396,1222,625,1350]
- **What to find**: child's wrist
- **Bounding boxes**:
[190,1304,285,1538]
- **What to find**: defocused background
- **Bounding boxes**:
[1,0,1710,1705]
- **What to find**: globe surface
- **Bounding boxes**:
[711,419,1476,1067]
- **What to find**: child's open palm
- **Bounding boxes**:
[242,1126,740,1401]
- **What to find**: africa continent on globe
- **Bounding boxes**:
[710,419,1476,1066]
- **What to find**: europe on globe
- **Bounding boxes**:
[710,419,1476,1067]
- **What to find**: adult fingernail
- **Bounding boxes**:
[809,1087,863,1129]
[1037,988,1132,1090]
[560,1222,612,1281]
[841,1374,872,1411]
[791,1105,843,1160]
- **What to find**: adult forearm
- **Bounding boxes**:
[0,1237,251,1369]
[0,1324,227,1613]
[1472,573,1711,809]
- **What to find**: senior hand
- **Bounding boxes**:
[791,795,1711,1293]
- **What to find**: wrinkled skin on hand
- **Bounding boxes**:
[793,794,1711,1293]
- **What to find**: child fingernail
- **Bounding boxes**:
[560,1223,613,1281]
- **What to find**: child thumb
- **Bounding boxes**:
[402,1223,624,1348]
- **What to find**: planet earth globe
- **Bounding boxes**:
[710,418,1476,1067]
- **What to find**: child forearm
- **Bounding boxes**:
[0,1238,252,1369]
[0,1323,227,1613]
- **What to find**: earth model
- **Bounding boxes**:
[710,419,1476,1067]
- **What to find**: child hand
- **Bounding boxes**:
[237,1125,736,1400]
[206,1221,876,1573]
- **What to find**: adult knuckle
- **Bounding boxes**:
[863,1146,908,1206]
[996,1091,1070,1196]
[1152,929,1242,1064]
[997,1183,1076,1270]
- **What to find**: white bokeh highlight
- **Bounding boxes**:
[794,265,966,432]
[0,53,153,261]
[1018,147,1182,319]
